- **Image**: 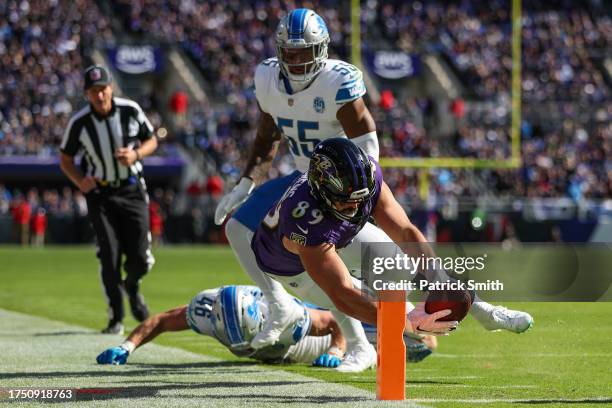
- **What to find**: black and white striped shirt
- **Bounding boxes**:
[60,97,154,182]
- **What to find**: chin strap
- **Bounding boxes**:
[351,132,379,161]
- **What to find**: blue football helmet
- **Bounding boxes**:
[275,8,330,83]
[308,138,377,224]
[211,286,265,351]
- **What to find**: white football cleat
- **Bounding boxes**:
[251,300,303,349]
[474,305,534,333]
[336,342,376,373]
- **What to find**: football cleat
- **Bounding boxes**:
[251,299,303,349]
[363,323,435,363]
[128,293,150,323]
[123,281,149,322]
[404,332,435,363]
[473,305,533,333]
[101,321,124,335]
[336,342,376,373]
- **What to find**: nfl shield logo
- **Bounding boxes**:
[313,97,325,113]
[89,68,101,81]
[288,98,294,106]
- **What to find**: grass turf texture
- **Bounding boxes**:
[0,309,386,407]
[0,246,611,407]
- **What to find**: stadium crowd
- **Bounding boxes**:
[0,0,114,156]
[0,183,227,245]
[1,0,610,215]
[373,0,610,102]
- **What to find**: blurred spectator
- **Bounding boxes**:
[30,207,47,246]
[10,193,31,245]
[450,98,465,119]
[379,90,396,111]
[149,200,164,247]
[205,175,224,198]
[169,89,189,126]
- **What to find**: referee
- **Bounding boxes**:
[59,65,158,335]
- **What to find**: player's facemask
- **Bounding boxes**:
[308,138,377,225]
[276,8,330,83]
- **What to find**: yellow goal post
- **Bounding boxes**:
[350,0,522,171]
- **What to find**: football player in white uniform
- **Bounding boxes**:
[96,285,435,366]
[214,8,533,372]
[96,285,344,366]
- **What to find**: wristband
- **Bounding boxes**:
[120,340,136,354]
[351,132,379,161]
[327,346,344,357]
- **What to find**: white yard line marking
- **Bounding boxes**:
[412,397,612,404]
[0,309,426,408]
[408,385,537,389]
[433,353,609,358]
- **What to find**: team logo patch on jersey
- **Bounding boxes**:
[313,97,325,113]
[290,232,307,246]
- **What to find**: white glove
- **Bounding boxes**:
[214,177,255,225]
[405,302,458,336]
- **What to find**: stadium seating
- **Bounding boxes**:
[1,0,610,244]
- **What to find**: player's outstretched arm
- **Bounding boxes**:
[214,107,281,225]
[96,306,189,365]
[126,306,190,347]
[372,181,458,335]
[293,241,378,325]
[307,308,346,352]
[308,308,346,368]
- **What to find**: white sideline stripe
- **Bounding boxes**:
[417,376,481,380]
[408,384,537,389]
[434,352,610,358]
[0,309,427,408]
[412,397,612,404]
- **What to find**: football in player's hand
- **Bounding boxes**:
[424,289,472,322]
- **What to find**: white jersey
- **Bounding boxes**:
[186,288,218,338]
[255,58,367,172]
[285,333,331,363]
[186,286,330,362]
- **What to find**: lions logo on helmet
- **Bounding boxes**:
[211,286,266,351]
[275,9,330,83]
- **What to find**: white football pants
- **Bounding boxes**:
[225,217,369,347]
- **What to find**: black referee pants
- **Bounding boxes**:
[86,182,154,323]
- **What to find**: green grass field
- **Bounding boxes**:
[0,246,611,407]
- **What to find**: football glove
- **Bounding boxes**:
[96,346,129,365]
[313,353,342,368]
[214,177,255,225]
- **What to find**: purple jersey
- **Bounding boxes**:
[251,160,383,276]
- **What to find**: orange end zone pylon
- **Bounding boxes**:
[376,290,406,400]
